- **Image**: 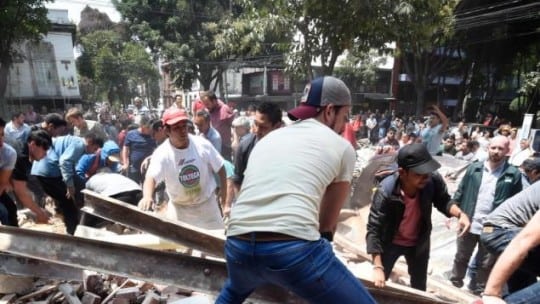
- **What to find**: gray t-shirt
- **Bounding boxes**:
[484,181,540,228]
[86,172,141,196]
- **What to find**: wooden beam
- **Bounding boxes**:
[81,190,225,258]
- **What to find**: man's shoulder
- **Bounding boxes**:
[1,143,17,158]
[208,127,222,139]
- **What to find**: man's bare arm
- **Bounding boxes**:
[319,181,350,235]
[484,211,540,297]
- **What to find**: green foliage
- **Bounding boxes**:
[512,62,540,113]
[113,0,233,90]
[388,0,459,115]
[334,51,386,90]
[77,27,159,105]
[215,0,391,79]
[509,95,528,112]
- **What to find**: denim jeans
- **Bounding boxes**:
[381,243,429,291]
[505,282,540,304]
[216,237,376,304]
[481,226,540,293]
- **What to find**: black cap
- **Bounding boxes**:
[397,143,441,174]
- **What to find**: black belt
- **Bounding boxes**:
[233,232,299,242]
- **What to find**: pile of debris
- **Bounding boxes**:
[0,275,211,304]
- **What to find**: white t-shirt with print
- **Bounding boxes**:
[227,118,356,241]
[147,135,225,229]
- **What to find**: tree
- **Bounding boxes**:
[512,62,540,114]
[113,0,234,91]
[333,51,385,91]
[0,0,51,107]
[77,29,159,106]
[213,0,391,80]
[389,0,459,115]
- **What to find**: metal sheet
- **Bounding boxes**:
[81,190,225,258]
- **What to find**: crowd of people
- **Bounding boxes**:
[0,76,538,303]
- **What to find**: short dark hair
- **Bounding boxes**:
[150,119,163,131]
[0,117,5,128]
[11,112,24,120]
[195,110,211,122]
[257,102,282,125]
[27,129,52,150]
[43,113,67,127]
[84,133,104,148]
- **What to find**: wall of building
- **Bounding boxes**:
[5,9,80,111]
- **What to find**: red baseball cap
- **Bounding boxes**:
[162,108,189,125]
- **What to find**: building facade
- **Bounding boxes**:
[5,9,80,115]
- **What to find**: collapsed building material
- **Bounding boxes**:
[81,190,225,258]
[0,226,298,303]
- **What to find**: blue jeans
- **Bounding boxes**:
[216,237,376,304]
[481,226,540,293]
[505,282,540,304]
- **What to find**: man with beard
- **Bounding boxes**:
[226,102,282,216]
[199,90,234,160]
[367,143,467,291]
[448,136,522,294]
[216,76,375,304]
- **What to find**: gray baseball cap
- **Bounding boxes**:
[288,76,351,121]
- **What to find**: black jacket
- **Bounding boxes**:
[366,172,452,256]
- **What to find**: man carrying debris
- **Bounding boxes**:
[216,76,376,304]
[138,108,227,231]
[31,132,86,235]
[367,143,468,291]
[10,130,53,224]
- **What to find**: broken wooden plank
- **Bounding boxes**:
[81,190,225,257]
[75,226,183,251]
[16,285,59,302]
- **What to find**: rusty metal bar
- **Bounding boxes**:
[0,253,83,281]
[0,226,297,303]
[81,190,225,258]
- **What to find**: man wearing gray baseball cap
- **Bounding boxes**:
[216,76,375,303]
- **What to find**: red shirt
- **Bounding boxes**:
[341,123,358,149]
[393,190,421,247]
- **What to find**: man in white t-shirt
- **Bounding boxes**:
[139,108,227,231]
[216,76,375,304]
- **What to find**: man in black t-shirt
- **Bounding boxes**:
[9,130,53,224]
